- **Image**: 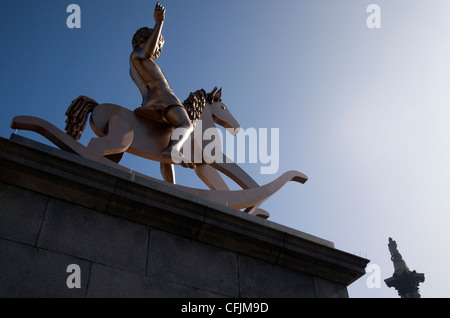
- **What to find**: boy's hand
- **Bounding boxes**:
[154,2,165,24]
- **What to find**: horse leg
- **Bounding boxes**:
[244,206,271,219]
[86,114,134,163]
[160,163,175,184]
[210,153,271,219]
[194,164,230,191]
[210,153,259,189]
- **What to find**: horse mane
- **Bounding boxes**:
[182,89,207,123]
[182,86,220,123]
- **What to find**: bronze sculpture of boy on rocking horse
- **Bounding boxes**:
[9,2,309,220]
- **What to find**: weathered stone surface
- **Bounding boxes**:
[37,198,149,274]
[86,263,197,298]
[313,276,349,298]
[238,254,316,298]
[0,183,47,245]
[0,239,90,298]
[107,178,206,240]
[147,229,239,297]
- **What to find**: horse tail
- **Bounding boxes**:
[65,96,99,140]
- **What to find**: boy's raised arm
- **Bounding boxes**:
[142,2,165,59]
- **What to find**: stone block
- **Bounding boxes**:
[0,239,90,298]
[313,276,349,298]
[107,178,205,240]
[37,198,149,274]
[237,254,316,298]
[198,208,285,265]
[0,183,47,245]
[0,136,118,213]
[86,263,197,298]
[147,229,239,297]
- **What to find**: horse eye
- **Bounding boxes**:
[221,106,226,110]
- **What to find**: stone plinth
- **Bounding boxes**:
[0,135,369,298]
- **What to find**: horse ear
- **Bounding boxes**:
[214,87,222,101]
[207,86,218,103]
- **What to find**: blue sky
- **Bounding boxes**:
[1,0,450,298]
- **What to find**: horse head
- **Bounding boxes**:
[205,87,240,135]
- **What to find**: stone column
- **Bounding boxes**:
[384,237,425,298]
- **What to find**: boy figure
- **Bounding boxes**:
[130,2,193,169]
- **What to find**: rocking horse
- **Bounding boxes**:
[10,86,308,219]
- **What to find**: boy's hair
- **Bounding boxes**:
[132,27,165,57]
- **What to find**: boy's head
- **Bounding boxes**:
[132,27,165,59]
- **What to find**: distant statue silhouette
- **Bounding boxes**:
[388,237,403,262]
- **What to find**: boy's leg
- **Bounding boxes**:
[161,106,194,168]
